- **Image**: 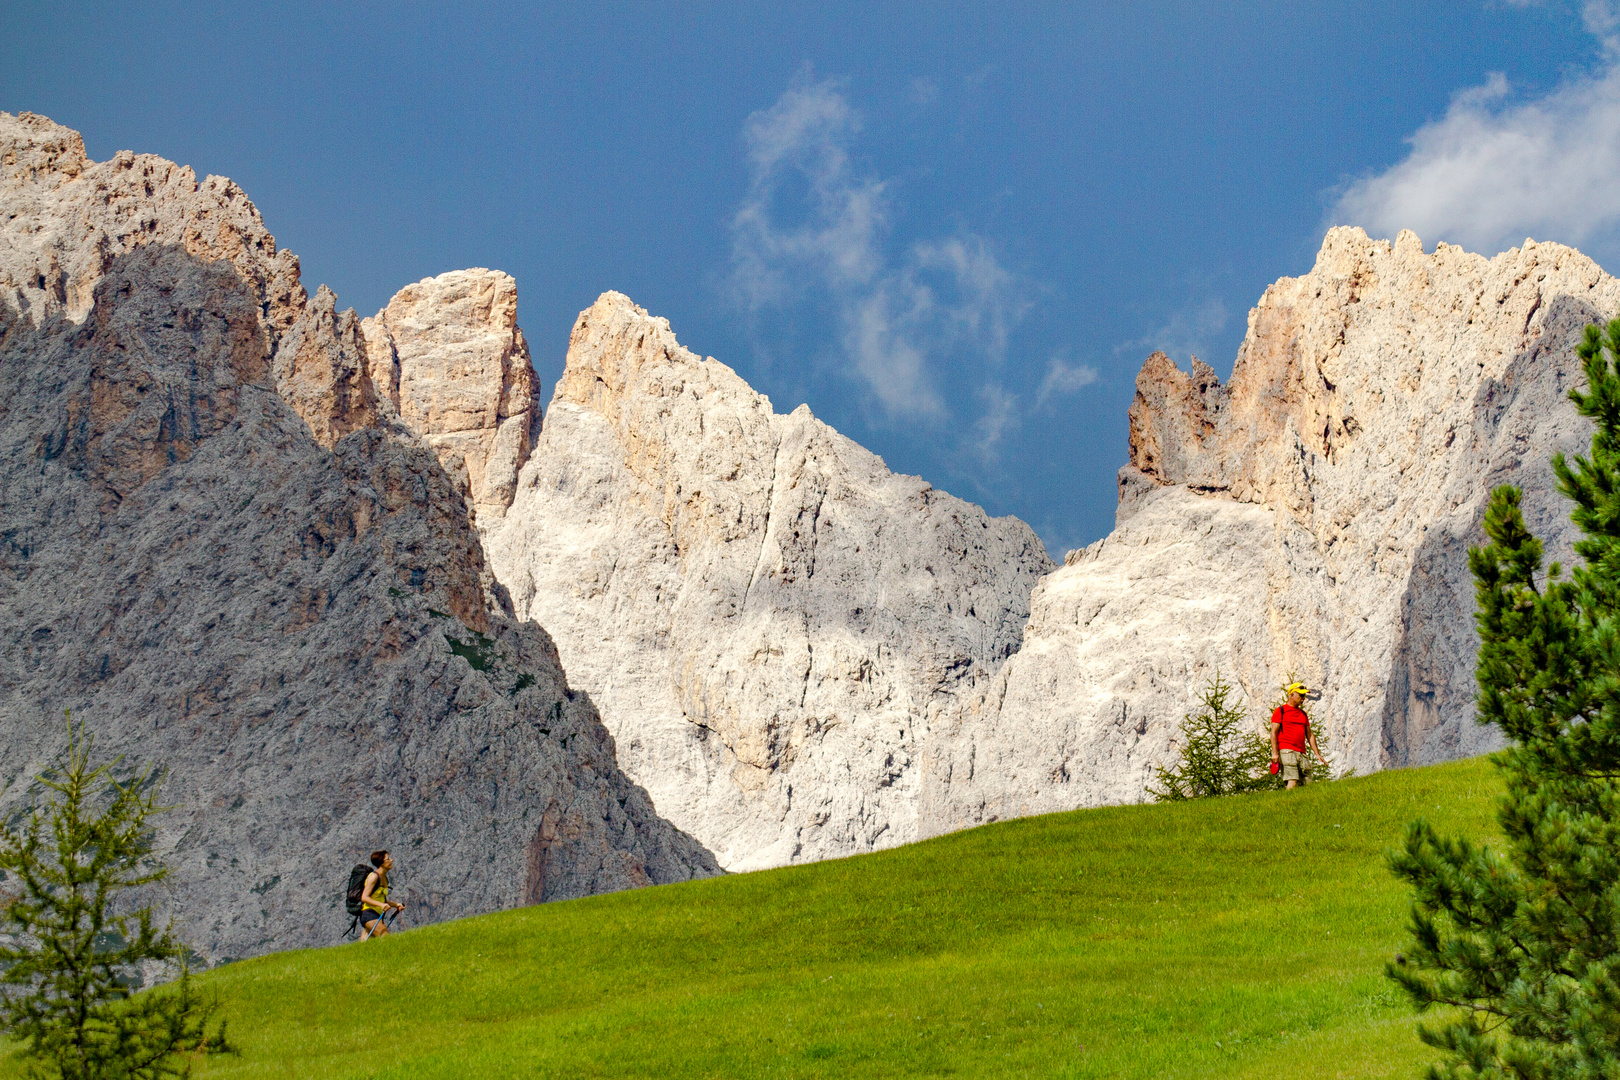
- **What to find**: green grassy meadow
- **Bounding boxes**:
[9,757,1501,1078]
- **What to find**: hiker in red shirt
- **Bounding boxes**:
[1271,682,1327,789]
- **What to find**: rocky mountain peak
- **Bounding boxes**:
[485,291,1054,870]
[1124,225,1607,527]
[0,110,379,450]
[927,225,1619,831]
[362,268,539,526]
[2,111,89,185]
[554,291,703,418]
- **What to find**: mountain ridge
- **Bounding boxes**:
[5,109,1609,931]
[0,111,718,962]
[919,225,1609,830]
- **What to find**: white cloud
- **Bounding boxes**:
[1584,0,1620,49]
[731,78,885,311]
[1332,3,1620,255]
[1035,357,1099,409]
[844,279,944,415]
[912,236,1026,361]
[729,75,1030,421]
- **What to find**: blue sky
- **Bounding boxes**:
[4,2,1615,553]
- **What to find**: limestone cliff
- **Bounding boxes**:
[0,112,373,447]
[0,112,718,961]
[922,227,1613,826]
[484,292,1054,870]
[362,270,539,527]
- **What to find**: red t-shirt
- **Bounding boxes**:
[1272,704,1310,752]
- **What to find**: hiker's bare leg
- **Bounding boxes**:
[1286,779,1298,790]
[371,920,389,938]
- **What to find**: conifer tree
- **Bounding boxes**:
[0,714,227,1079]
[1389,317,1620,1077]
[1149,672,1280,800]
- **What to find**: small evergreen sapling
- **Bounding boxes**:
[1388,316,1620,1077]
[1150,673,1280,800]
[0,714,228,1079]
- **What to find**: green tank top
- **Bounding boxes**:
[369,874,389,908]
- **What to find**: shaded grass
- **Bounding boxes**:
[6,757,1499,1077]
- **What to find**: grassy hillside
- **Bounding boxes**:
[8,757,1500,1078]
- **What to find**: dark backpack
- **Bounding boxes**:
[345,863,375,917]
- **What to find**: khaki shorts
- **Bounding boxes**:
[1280,748,1310,782]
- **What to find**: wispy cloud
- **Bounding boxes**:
[1118,298,1229,366]
[1580,0,1620,50]
[729,74,1031,423]
[1331,2,1620,256]
[844,279,943,415]
[731,78,884,311]
[1035,357,1099,409]
[973,382,1020,460]
[908,76,940,106]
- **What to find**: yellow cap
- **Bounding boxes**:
[1285,682,1310,696]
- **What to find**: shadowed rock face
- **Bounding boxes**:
[0,113,718,961]
[921,227,1614,827]
[0,111,372,447]
[485,292,1054,871]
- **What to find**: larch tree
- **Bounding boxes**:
[0,714,228,1079]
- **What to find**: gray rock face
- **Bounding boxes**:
[0,112,717,962]
[922,227,1614,824]
[0,112,371,448]
[485,292,1054,870]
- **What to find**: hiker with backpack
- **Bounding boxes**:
[347,850,405,941]
[1270,682,1327,789]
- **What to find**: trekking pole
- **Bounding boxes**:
[387,880,407,931]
